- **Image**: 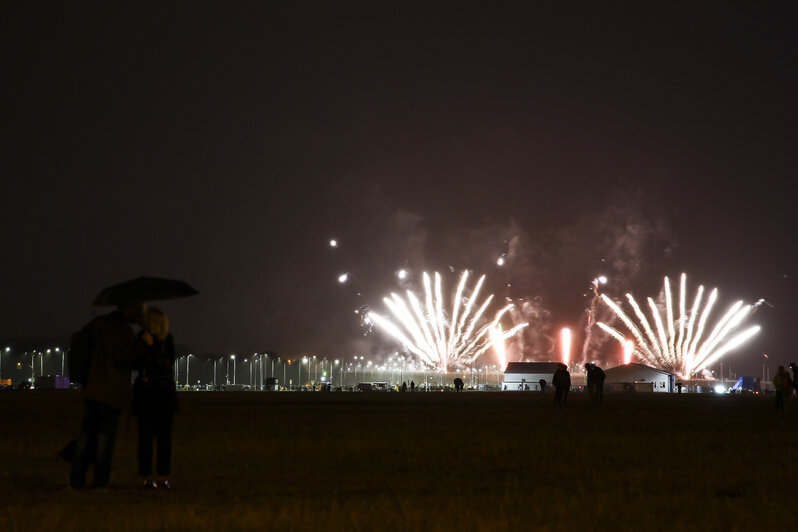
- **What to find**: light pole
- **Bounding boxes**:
[186,354,194,389]
[0,347,9,380]
[55,347,63,376]
[231,355,236,385]
[335,359,340,387]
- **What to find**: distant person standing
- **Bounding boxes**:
[410,380,415,392]
[70,303,149,490]
[774,366,787,412]
[585,363,596,402]
[790,363,798,397]
[553,364,570,405]
[132,308,178,489]
[585,363,606,404]
[401,381,407,392]
[594,364,606,403]
[453,377,464,392]
[538,379,547,392]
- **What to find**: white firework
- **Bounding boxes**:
[597,273,760,378]
[368,270,527,372]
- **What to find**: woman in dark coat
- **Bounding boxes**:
[132,307,178,489]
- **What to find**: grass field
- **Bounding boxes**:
[1,390,796,530]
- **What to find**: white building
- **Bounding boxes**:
[604,363,674,393]
[502,362,561,391]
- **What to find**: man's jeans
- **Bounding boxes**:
[70,399,121,489]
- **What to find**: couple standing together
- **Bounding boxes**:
[69,302,178,490]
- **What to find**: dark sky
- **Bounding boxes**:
[2,2,796,376]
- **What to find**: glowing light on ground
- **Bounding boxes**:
[561,327,571,366]
[368,270,527,372]
[597,273,760,378]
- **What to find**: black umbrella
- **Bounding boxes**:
[93,277,199,306]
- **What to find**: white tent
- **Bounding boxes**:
[604,363,674,393]
[502,362,561,391]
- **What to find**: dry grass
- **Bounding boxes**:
[1,390,796,530]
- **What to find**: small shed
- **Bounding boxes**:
[502,362,561,391]
[604,363,674,393]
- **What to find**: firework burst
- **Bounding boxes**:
[597,273,761,378]
[368,270,527,372]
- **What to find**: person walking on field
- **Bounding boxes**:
[553,364,570,405]
[70,303,150,490]
[132,308,178,489]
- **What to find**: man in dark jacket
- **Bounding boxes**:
[585,363,606,404]
[552,364,570,405]
[70,302,149,490]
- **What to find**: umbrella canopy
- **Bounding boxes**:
[93,277,198,306]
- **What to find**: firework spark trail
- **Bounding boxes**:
[581,280,601,363]
[685,288,718,374]
[598,274,759,378]
[688,302,746,375]
[623,340,634,365]
[679,286,704,371]
[649,297,671,362]
[561,327,571,366]
[369,270,527,371]
[676,274,687,365]
[599,296,657,363]
[665,277,676,360]
[490,324,506,369]
[627,294,665,366]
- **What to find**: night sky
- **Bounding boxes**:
[3,3,796,376]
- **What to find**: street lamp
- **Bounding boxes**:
[0,347,9,380]
[55,347,63,376]
[231,355,236,385]
[186,354,194,389]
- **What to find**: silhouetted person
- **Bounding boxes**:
[410,380,415,392]
[553,364,570,405]
[539,379,546,392]
[791,363,798,397]
[70,302,149,490]
[585,363,606,404]
[453,377,464,392]
[401,381,407,392]
[132,308,177,489]
[594,364,605,403]
[774,366,787,412]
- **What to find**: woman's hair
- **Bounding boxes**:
[146,307,170,341]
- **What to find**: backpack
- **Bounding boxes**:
[68,320,96,386]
